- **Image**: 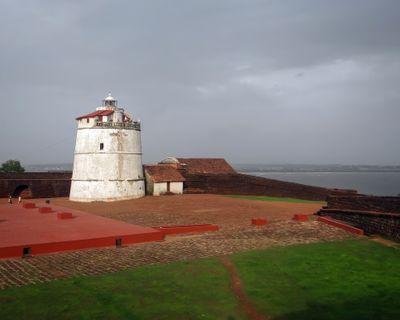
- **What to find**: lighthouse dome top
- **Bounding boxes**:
[102,92,118,108]
[104,93,115,101]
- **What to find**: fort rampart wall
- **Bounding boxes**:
[1,171,342,201]
[326,195,400,213]
[318,195,400,241]
[182,173,342,201]
[0,172,72,198]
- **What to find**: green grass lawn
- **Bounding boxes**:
[0,258,245,320]
[226,195,325,204]
[232,240,400,320]
[0,240,399,320]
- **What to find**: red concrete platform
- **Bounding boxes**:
[0,204,164,259]
[317,216,364,235]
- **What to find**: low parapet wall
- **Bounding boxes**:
[1,171,360,202]
[0,172,72,198]
[318,194,400,241]
[318,209,400,241]
[326,194,400,213]
[183,173,348,201]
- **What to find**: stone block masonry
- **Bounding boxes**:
[0,172,71,198]
[1,171,352,201]
[317,194,400,241]
[183,173,350,201]
[326,194,400,213]
[318,209,400,241]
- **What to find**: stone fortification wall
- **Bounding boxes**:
[0,172,72,198]
[182,173,340,201]
[318,209,400,241]
[318,194,400,241]
[1,171,359,202]
[326,195,400,213]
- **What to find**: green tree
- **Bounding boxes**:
[0,160,25,173]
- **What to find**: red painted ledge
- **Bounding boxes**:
[154,224,219,235]
[293,214,309,222]
[251,218,267,226]
[22,203,36,209]
[317,216,364,235]
[38,207,53,213]
[57,212,74,220]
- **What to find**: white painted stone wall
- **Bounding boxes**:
[170,182,183,194]
[144,170,154,195]
[78,117,97,128]
[150,181,183,196]
[70,127,145,202]
[153,182,167,196]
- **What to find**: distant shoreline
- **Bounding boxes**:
[246,171,400,196]
[24,163,400,173]
[235,164,400,173]
[240,170,400,173]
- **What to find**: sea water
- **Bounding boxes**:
[244,171,400,196]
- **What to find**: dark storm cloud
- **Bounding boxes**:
[0,0,399,165]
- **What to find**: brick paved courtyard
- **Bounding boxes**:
[50,194,323,229]
[0,195,358,289]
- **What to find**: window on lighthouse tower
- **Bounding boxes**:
[100,143,104,150]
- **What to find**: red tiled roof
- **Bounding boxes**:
[76,110,114,120]
[176,158,236,174]
[144,165,185,183]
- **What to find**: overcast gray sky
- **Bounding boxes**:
[1,0,399,166]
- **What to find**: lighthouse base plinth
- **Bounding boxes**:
[69,179,145,202]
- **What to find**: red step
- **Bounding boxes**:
[251,218,267,226]
[317,216,364,235]
[57,212,74,220]
[293,214,309,222]
[38,207,53,213]
[22,203,36,209]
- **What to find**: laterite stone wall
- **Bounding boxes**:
[182,173,348,201]
[318,194,400,241]
[318,209,400,241]
[326,195,400,213]
[0,172,72,198]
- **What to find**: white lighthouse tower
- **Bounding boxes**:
[69,93,145,202]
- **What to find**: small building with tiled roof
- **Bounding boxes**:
[144,165,185,196]
[159,157,236,175]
